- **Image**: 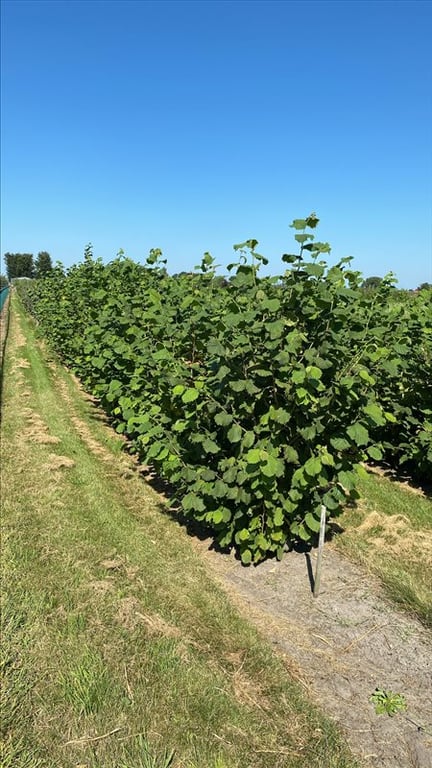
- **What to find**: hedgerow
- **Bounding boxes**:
[19,215,431,562]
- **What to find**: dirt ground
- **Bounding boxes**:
[192,537,432,768]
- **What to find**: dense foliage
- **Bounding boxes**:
[19,217,432,562]
[34,251,53,278]
[3,251,52,280]
[4,252,35,279]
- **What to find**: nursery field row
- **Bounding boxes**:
[18,216,432,563]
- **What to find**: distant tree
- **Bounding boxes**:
[35,251,53,278]
[4,252,34,280]
[417,282,432,291]
[0,274,8,289]
[362,276,383,290]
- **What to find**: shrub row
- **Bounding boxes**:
[20,216,431,561]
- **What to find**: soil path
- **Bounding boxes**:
[195,538,432,768]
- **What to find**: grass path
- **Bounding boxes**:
[1,299,359,767]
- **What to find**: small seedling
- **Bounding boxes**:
[370,688,407,716]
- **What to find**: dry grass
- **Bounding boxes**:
[333,471,432,627]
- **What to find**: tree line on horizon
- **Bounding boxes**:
[362,275,431,292]
[2,251,53,282]
[1,251,430,293]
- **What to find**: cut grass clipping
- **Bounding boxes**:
[1,299,359,767]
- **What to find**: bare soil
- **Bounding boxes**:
[193,538,432,768]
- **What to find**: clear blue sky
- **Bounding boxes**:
[1,0,431,288]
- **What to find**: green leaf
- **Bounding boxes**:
[240,549,252,565]
[290,218,307,230]
[269,407,290,425]
[213,480,229,498]
[172,419,187,432]
[305,512,321,533]
[330,437,350,451]
[227,424,242,443]
[182,388,199,403]
[202,438,220,454]
[306,365,322,380]
[246,449,262,465]
[295,233,314,244]
[284,446,299,463]
[367,445,383,461]
[298,523,310,542]
[292,369,305,384]
[230,379,247,392]
[182,493,205,512]
[242,431,255,449]
[214,411,233,427]
[321,451,335,467]
[359,368,375,384]
[256,533,270,551]
[273,508,284,526]
[212,509,224,524]
[363,403,386,426]
[354,463,369,479]
[304,263,325,277]
[172,384,185,396]
[261,298,281,312]
[347,423,369,446]
[262,455,284,477]
[322,491,341,510]
[238,528,250,542]
[283,498,297,512]
[338,470,357,490]
[267,320,285,339]
[304,457,322,477]
[207,340,225,356]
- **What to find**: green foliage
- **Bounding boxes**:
[34,250,53,278]
[369,688,407,716]
[363,290,432,480]
[21,217,432,563]
[0,274,8,290]
[4,252,34,279]
[361,276,383,290]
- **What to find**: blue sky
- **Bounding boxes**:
[1,0,431,288]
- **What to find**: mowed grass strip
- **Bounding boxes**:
[333,471,432,627]
[1,297,359,768]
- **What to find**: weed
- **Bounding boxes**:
[369,688,407,716]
